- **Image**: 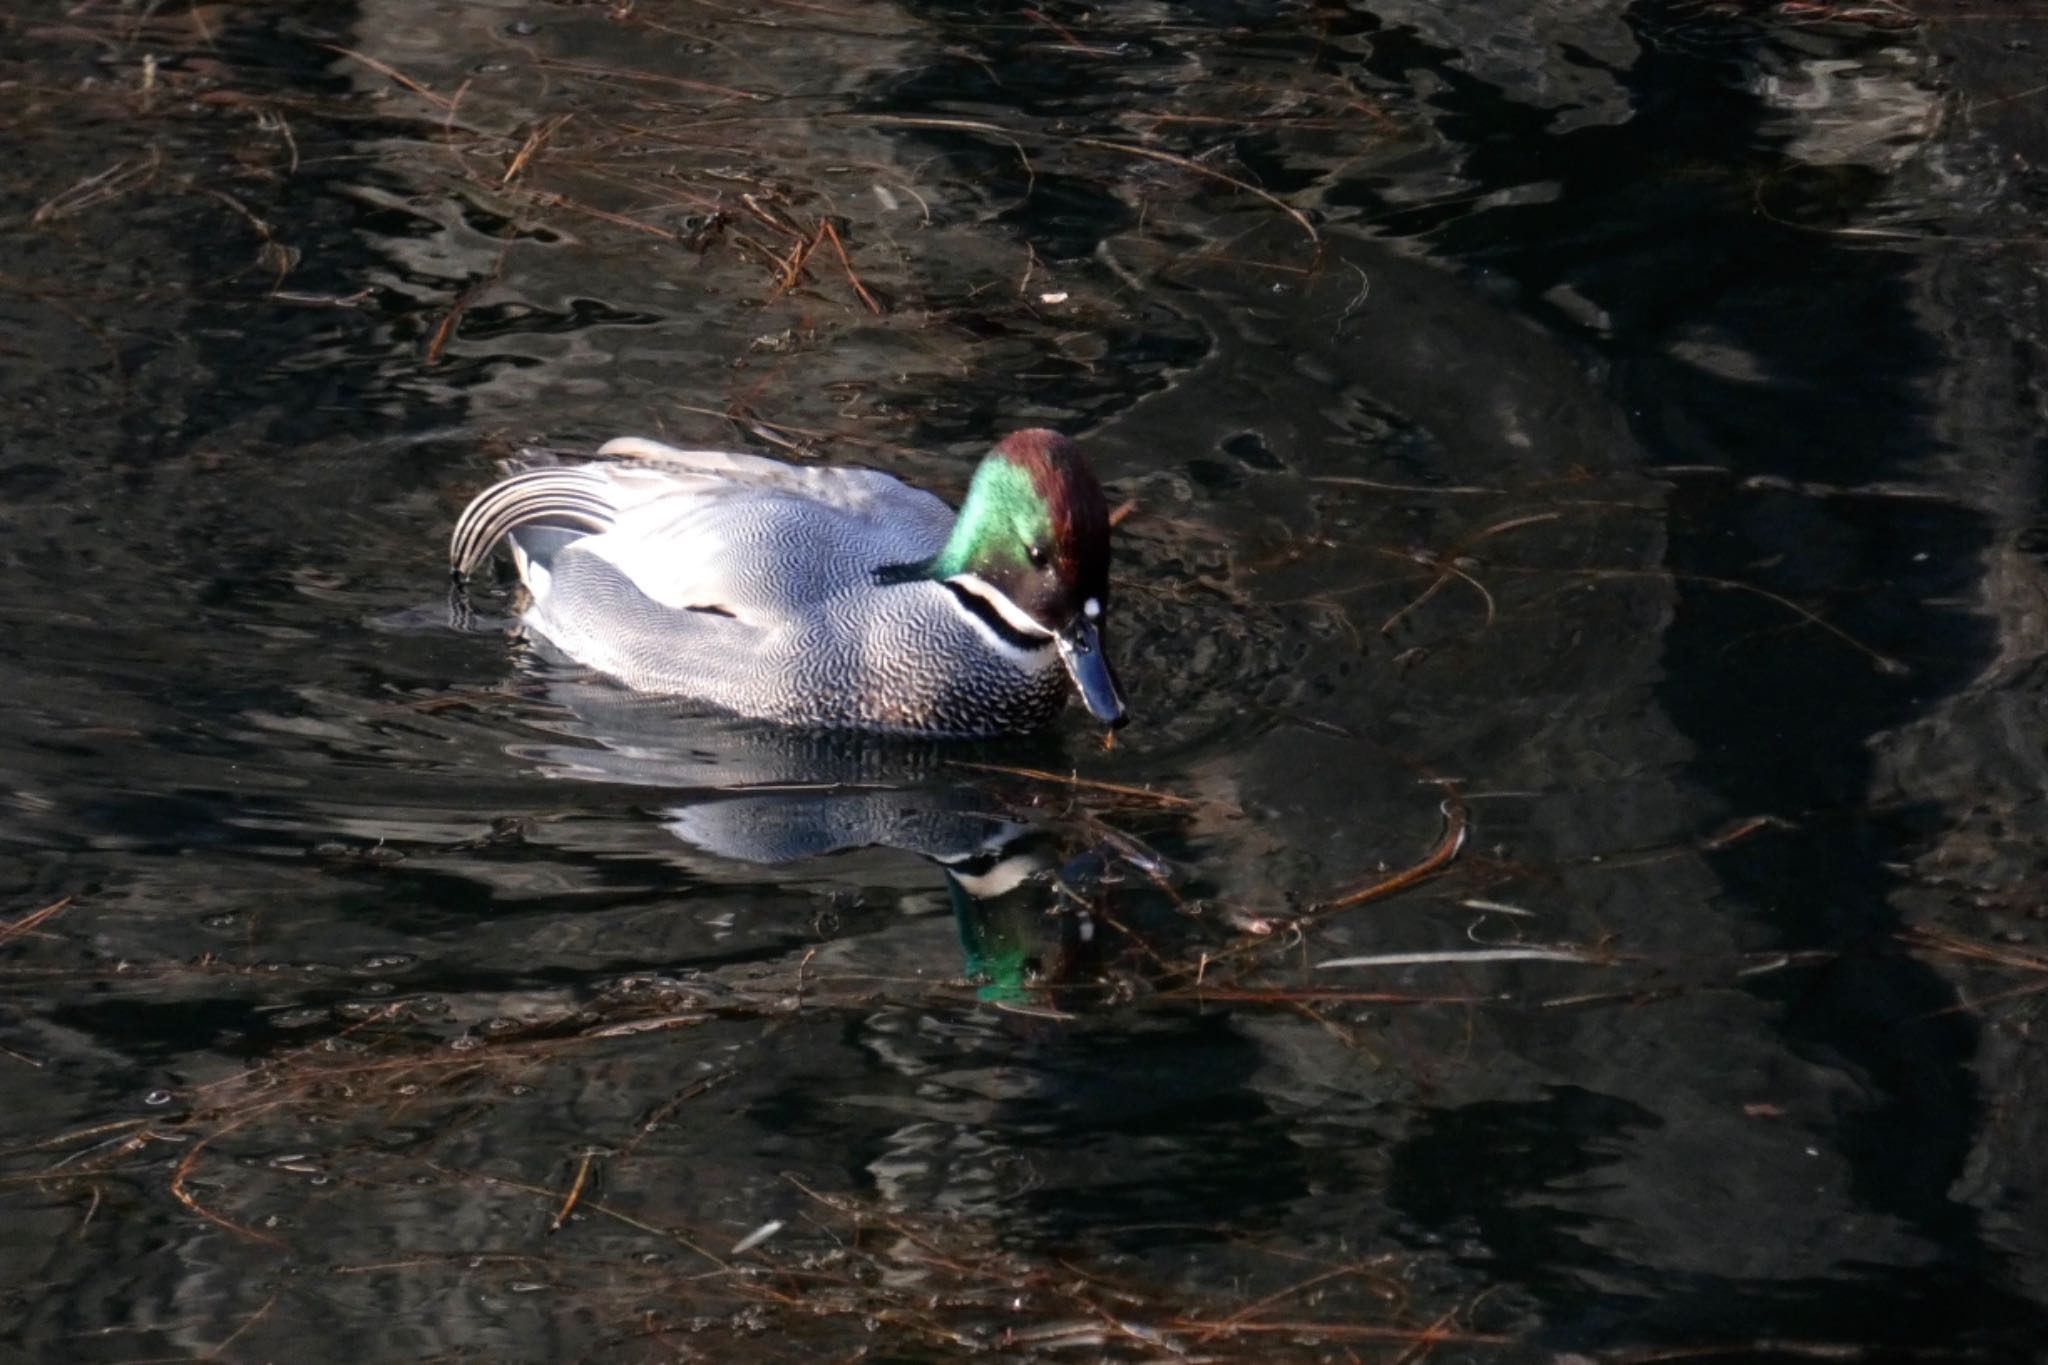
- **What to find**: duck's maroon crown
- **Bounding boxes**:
[994,429,1110,594]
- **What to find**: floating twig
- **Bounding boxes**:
[1314,789,1467,911]
[323,45,450,108]
[1192,1261,1395,1344]
[1319,946,1612,970]
[730,1218,784,1255]
[29,151,161,226]
[769,223,823,298]
[1312,475,1502,496]
[528,57,767,105]
[0,896,71,949]
[531,192,684,243]
[170,1113,289,1250]
[1554,812,1796,874]
[849,114,1037,196]
[1158,986,1476,1006]
[1074,134,1319,248]
[1022,8,1125,56]
[819,219,883,314]
[207,1290,281,1359]
[1898,927,2048,975]
[949,760,1200,809]
[425,258,504,365]
[1517,565,1908,674]
[1459,897,1538,919]
[1381,512,1562,635]
[550,1149,598,1231]
[502,113,572,186]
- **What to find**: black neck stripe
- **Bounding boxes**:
[871,560,926,586]
[943,580,1051,652]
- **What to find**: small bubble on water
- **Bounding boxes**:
[510,1281,547,1294]
[143,1089,173,1106]
[506,20,538,36]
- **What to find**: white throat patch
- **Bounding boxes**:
[945,850,1045,899]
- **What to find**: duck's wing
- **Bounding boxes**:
[596,436,957,533]
[452,441,957,586]
[570,479,951,624]
[518,485,953,703]
[528,437,956,621]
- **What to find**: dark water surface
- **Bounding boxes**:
[4,2,2047,1361]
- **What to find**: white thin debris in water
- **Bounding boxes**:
[1318,947,1607,969]
[1459,897,1538,918]
[730,1219,784,1255]
[1038,290,1069,304]
[871,184,899,211]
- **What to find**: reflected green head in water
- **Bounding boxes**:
[944,840,1072,1004]
[949,869,1031,1002]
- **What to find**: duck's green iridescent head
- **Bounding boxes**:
[933,430,1124,727]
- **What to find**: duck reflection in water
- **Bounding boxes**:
[510,674,1150,1010]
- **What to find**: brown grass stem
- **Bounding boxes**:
[0,896,72,949]
[1315,789,1467,911]
[551,1149,598,1231]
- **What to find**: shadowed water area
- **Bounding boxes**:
[4,1,2048,1360]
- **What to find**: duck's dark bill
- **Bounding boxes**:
[1056,618,1126,728]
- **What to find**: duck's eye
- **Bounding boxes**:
[1025,542,1050,570]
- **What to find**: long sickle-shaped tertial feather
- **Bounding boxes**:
[448,467,620,581]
